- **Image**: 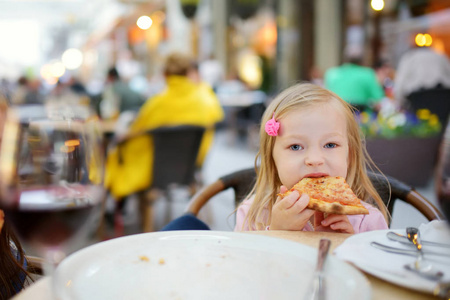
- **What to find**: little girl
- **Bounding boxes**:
[235,83,389,233]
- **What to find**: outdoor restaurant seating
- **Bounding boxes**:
[99,125,206,236]
[141,125,205,231]
[185,167,443,226]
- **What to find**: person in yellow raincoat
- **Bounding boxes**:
[105,52,224,200]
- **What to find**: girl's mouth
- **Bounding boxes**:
[303,173,328,178]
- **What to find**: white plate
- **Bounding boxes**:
[334,226,450,294]
[53,231,371,300]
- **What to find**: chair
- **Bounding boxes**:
[185,167,257,216]
[406,87,450,126]
[106,125,206,235]
[367,171,443,223]
[140,125,206,232]
[185,167,443,226]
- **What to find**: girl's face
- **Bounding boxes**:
[272,105,349,189]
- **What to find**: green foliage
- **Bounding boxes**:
[357,109,442,139]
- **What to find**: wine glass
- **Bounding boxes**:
[436,121,450,223]
[0,104,105,275]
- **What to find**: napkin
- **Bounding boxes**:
[334,221,450,294]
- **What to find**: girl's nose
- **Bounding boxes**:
[305,149,324,166]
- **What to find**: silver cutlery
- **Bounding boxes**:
[370,242,450,257]
[304,238,331,300]
[404,227,444,281]
[386,231,450,248]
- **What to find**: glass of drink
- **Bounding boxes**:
[0,104,105,275]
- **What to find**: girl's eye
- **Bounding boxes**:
[324,143,337,149]
[289,145,302,151]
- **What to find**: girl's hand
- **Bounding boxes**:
[269,186,314,231]
[314,212,355,234]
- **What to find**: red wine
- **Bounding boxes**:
[5,202,99,248]
[1,186,103,248]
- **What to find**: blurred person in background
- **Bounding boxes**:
[105,52,224,202]
[374,59,395,99]
[47,79,84,107]
[23,78,44,105]
[324,45,384,112]
[104,67,145,114]
[10,76,29,106]
[394,38,450,109]
[188,61,225,129]
[374,59,398,115]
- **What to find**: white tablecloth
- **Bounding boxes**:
[13,277,52,300]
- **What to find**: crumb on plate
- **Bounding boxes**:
[139,256,150,262]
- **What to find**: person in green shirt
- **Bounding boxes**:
[324,46,384,112]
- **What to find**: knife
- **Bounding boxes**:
[370,242,450,257]
[304,238,331,300]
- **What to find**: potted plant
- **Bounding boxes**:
[358,109,442,187]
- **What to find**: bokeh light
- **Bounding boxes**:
[424,34,432,46]
[238,52,262,89]
[371,0,384,11]
[137,16,152,30]
[40,60,66,85]
[62,48,83,70]
[415,33,432,47]
[50,61,66,78]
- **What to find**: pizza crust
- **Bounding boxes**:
[308,197,368,215]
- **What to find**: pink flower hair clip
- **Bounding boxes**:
[265,113,280,136]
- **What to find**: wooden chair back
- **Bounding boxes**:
[185,168,443,226]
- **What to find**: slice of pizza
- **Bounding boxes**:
[279,176,369,215]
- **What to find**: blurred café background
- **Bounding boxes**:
[0,0,449,234]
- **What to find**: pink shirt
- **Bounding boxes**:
[234,196,388,233]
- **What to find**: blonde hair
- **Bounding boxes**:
[164,52,193,77]
[244,82,389,230]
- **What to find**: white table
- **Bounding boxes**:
[14,231,439,299]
